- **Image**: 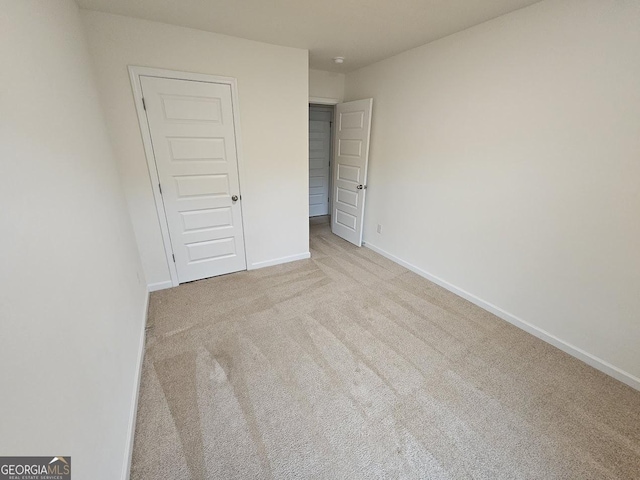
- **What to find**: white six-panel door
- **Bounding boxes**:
[309,107,332,217]
[332,98,373,246]
[140,76,246,283]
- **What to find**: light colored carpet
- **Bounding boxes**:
[131,220,640,479]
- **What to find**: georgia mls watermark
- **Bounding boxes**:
[0,457,70,480]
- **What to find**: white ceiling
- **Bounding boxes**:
[76,0,543,72]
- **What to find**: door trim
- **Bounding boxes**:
[128,66,249,287]
[309,96,340,105]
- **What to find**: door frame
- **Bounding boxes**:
[308,96,340,222]
[129,66,249,287]
[309,96,340,105]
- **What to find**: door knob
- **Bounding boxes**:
[231,195,239,202]
[356,185,366,190]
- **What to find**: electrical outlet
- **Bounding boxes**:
[377,224,382,234]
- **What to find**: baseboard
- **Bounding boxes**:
[248,252,311,270]
[149,253,313,285]
[363,241,640,391]
[122,292,149,480]
[147,280,172,292]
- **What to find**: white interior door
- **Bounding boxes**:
[309,107,332,217]
[140,76,246,283]
[331,98,373,246]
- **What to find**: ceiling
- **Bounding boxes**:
[76,0,543,72]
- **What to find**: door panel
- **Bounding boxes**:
[140,76,246,283]
[331,98,373,246]
[309,108,332,217]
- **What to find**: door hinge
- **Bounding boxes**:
[172,254,175,263]
[142,97,146,110]
[158,183,162,194]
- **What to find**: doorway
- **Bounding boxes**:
[308,104,334,218]
[308,99,374,247]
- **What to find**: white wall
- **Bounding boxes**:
[0,1,148,478]
[309,68,345,102]
[81,11,310,288]
[345,0,640,385]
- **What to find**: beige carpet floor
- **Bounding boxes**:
[131,220,640,479]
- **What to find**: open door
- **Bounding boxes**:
[331,98,373,246]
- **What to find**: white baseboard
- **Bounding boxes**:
[363,241,640,391]
[122,292,149,480]
[147,280,172,292]
[249,252,311,270]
